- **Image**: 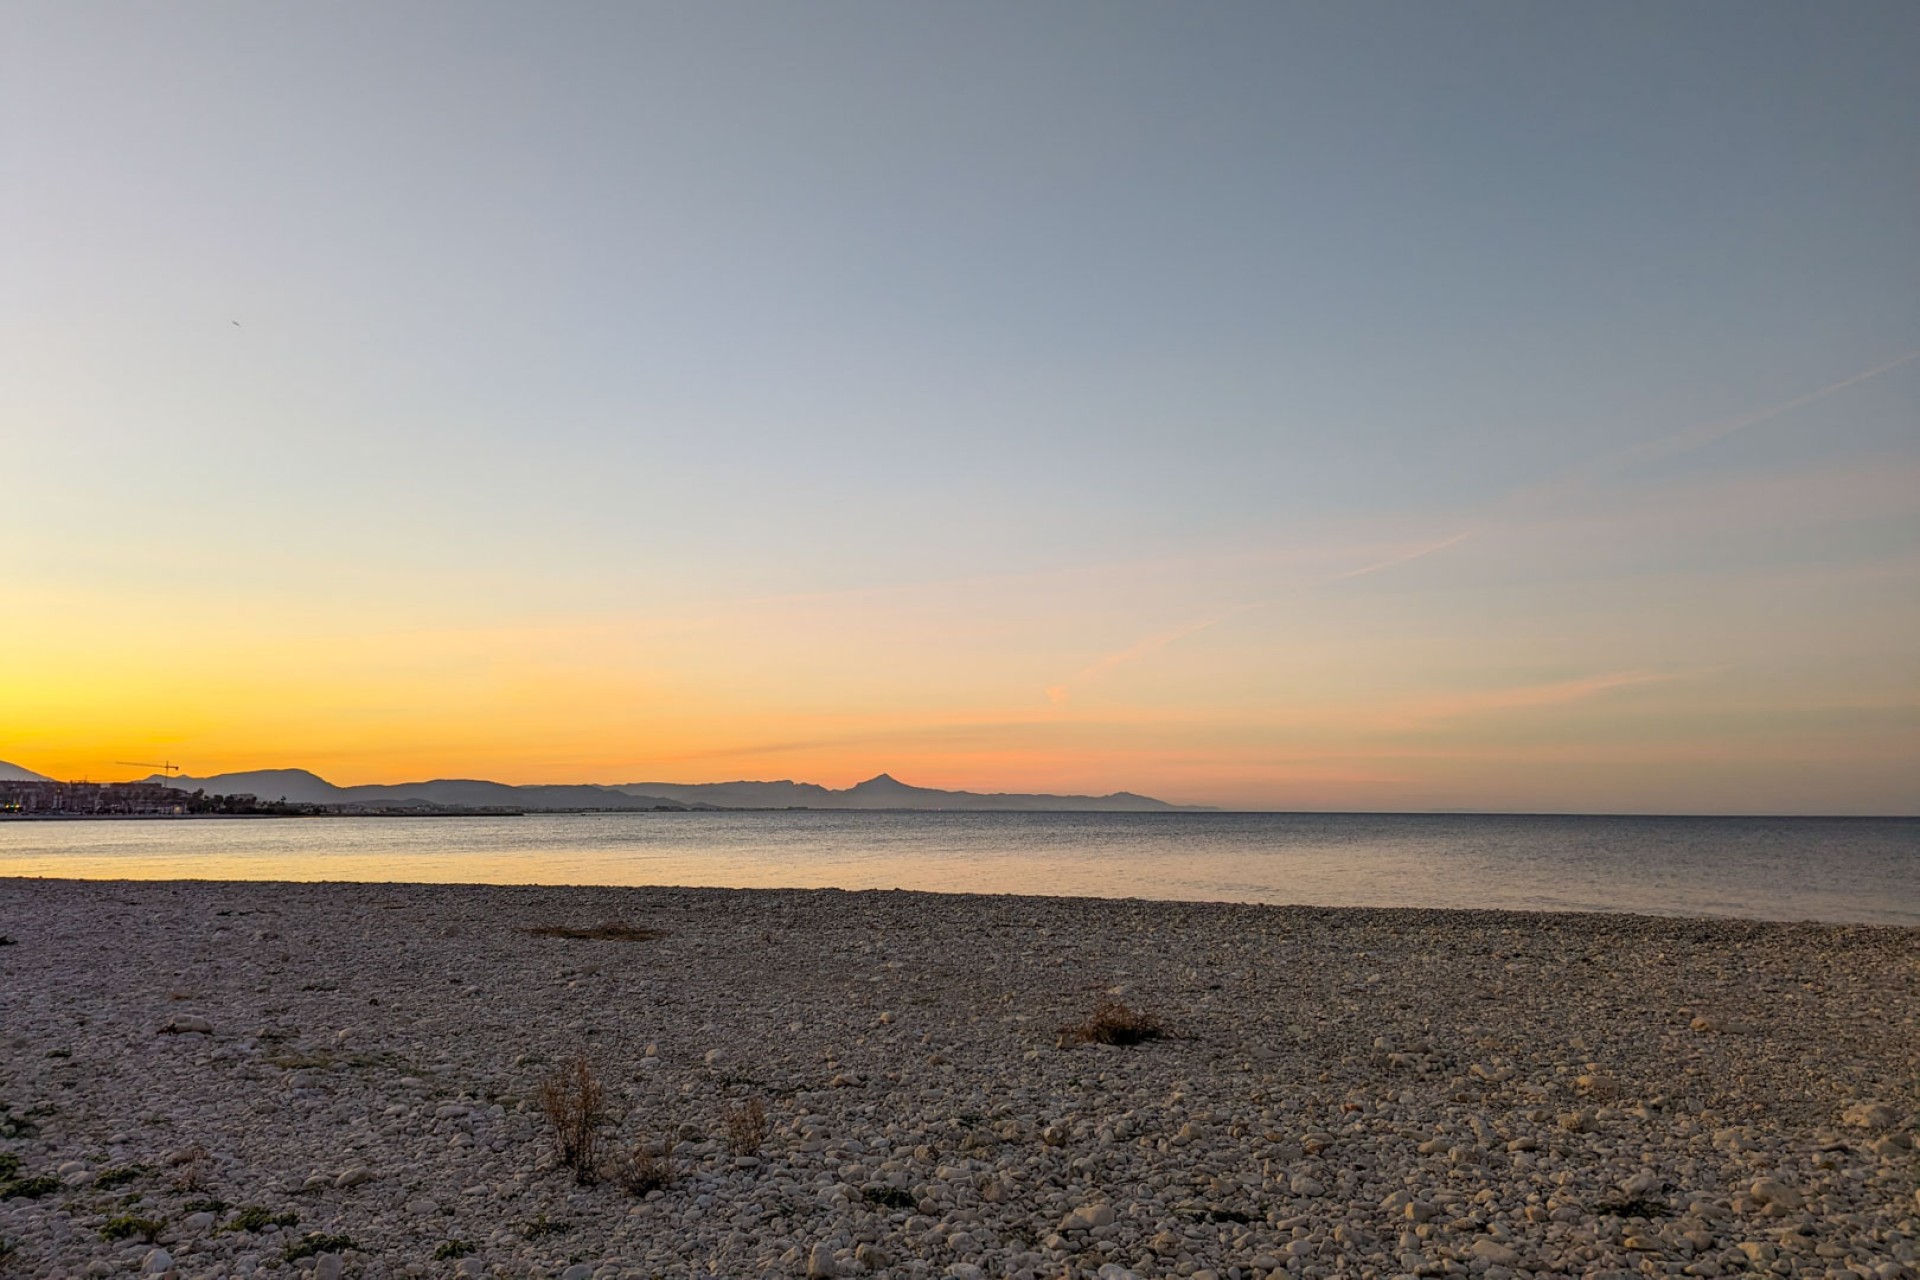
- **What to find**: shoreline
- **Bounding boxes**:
[3,874,1918,932]
[1,879,1915,1280]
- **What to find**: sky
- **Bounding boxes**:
[3,2,1916,813]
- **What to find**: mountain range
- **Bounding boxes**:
[0,760,53,783]
[618,773,1202,811]
[87,767,1205,811]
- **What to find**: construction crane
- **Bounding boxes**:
[116,760,182,777]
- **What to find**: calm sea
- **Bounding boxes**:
[1,811,1915,925]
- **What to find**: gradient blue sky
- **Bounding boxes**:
[4,3,1917,811]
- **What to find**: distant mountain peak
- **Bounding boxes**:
[151,766,329,785]
[125,765,1206,812]
[0,759,53,783]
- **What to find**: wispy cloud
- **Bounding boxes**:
[1320,530,1476,583]
[1373,668,1693,729]
[1506,348,1920,517]
[1045,350,1918,703]
[1044,529,1478,702]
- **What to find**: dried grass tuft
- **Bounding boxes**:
[524,922,660,942]
[722,1096,768,1157]
[538,1056,606,1183]
[1067,999,1166,1047]
[613,1135,676,1196]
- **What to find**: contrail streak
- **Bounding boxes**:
[1045,348,1919,703]
[1512,347,1920,514]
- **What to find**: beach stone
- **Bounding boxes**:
[1472,1239,1521,1266]
[0,879,1914,1280]
[1062,1203,1117,1230]
[334,1165,373,1187]
[141,1248,173,1274]
[1842,1101,1897,1129]
[314,1255,344,1280]
[160,1015,212,1035]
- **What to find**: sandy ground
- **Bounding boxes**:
[1,878,1916,1280]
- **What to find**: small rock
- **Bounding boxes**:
[559,1266,592,1280]
[142,1249,174,1275]
[806,1242,839,1278]
[1842,1101,1896,1130]
[1749,1178,1804,1210]
[160,1015,212,1035]
[314,1255,344,1280]
[334,1165,374,1188]
[1061,1202,1117,1230]
[1471,1238,1520,1266]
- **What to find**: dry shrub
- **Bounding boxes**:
[524,922,660,942]
[168,1144,213,1194]
[538,1056,606,1182]
[723,1096,768,1156]
[1068,1000,1165,1046]
[613,1135,676,1196]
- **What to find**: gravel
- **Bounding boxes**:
[1,878,1915,1280]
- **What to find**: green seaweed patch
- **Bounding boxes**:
[284,1232,355,1262]
[433,1239,473,1260]
[0,1175,59,1200]
[517,1213,570,1240]
[223,1205,300,1234]
[94,1164,150,1190]
[861,1186,916,1211]
[0,1154,18,1180]
[1595,1195,1671,1219]
[100,1215,165,1243]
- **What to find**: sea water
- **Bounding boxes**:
[2,810,1915,925]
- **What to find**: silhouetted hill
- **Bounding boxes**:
[620,772,1209,811]
[145,768,1202,811]
[153,770,686,811]
[0,759,54,783]
[154,768,345,803]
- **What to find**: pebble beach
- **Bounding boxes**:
[1,878,1915,1280]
